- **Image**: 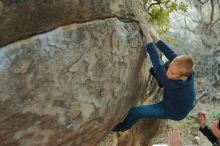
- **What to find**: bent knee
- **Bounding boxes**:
[165,113,188,121]
[172,115,187,121]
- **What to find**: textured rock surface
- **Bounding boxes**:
[0,0,164,146]
[0,0,145,47]
[0,15,158,146]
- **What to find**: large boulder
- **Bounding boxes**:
[0,0,145,47]
[0,0,162,146]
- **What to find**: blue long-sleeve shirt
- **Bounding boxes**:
[146,40,197,120]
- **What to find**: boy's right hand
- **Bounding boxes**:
[150,28,160,43]
[198,112,207,129]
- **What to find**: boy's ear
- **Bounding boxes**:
[192,64,196,70]
[180,76,188,80]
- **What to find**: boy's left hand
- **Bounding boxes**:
[139,23,153,44]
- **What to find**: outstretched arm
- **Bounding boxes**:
[150,29,178,62]
[140,23,169,87]
[155,40,178,62]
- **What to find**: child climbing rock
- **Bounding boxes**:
[112,23,197,132]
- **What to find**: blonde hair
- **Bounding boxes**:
[173,55,195,77]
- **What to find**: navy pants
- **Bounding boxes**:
[112,101,166,132]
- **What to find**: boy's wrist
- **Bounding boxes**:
[154,38,160,44]
[150,32,160,43]
[145,35,153,44]
[146,39,153,44]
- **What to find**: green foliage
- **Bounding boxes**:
[213,112,220,120]
[164,36,176,44]
[144,0,188,34]
[205,112,220,127]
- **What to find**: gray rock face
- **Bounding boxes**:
[0,0,164,146]
[0,0,161,144]
[0,0,145,47]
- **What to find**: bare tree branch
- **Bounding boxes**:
[197,0,210,5]
[147,2,160,12]
[209,0,215,25]
[197,0,210,11]
[164,0,170,10]
[217,0,220,12]
[147,1,162,16]
[211,17,220,27]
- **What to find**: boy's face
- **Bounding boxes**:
[166,63,182,80]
